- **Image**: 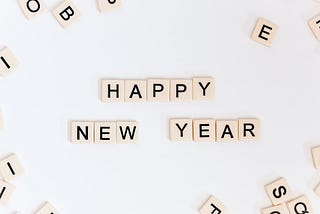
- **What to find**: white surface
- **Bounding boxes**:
[0,0,320,213]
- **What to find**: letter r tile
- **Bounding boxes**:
[199,195,227,214]
[52,0,81,28]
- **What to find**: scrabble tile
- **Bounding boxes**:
[18,0,47,19]
[261,204,287,214]
[265,177,293,205]
[170,79,193,102]
[314,182,320,197]
[169,118,193,142]
[308,14,320,41]
[35,202,59,214]
[101,80,125,102]
[52,0,81,28]
[251,18,278,47]
[199,195,227,214]
[0,180,14,204]
[70,121,94,143]
[147,79,170,102]
[116,121,138,143]
[192,77,214,101]
[216,120,238,143]
[238,118,260,142]
[287,195,313,214]
[125,80,147,102]
[97,0,121,13]
[94,121,117,143]
[0,47,19,76]
[0,154,24,182]
[311,146,320,169]
[193,119,215,142]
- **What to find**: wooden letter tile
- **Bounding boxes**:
[35,202,59,214]
[125,80,147,102]
[216,120,238,143]
[238,118,260,142]
[147,79,170,102]
[116,121,138,143]
[0,154,24,182]
[0,47,19,76]
[287,195,313,214]
[0,180,14,204]
[251,18,278,47]
[308,14,320,41]
[170,79,193,102]
[94,121,117,143]
[18,0,47,19]
[193,119,215,142]
[199,195,227,214]
[101,80,125,102]
[169,118,193,142]
[311,146,320,169]
[264,177,293,205]
[98,0,121,13]
[261,204,287,214]
[193,77,214,101]
[52,0,81,28]
[71,121,94,144]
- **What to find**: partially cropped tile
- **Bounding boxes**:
[199,195,227,214]
[309,14,320,41]
[261,204,287,214]
[311,146,320,169]
[287,195,313,214]
[0,47,19,76]
[0,180,14,204]
[35,202,59,214]
[18,0,47,19]
[97,0,121,13]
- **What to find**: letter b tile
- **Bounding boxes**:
[52,0,81,28]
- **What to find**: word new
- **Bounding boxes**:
[18,0,120,28]
[71,121,138,143]
[101,77,214,102]
[170,118,259,142]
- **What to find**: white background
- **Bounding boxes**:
[0,0,320,213]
